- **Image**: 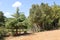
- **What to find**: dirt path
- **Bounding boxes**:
[5,30,60,40]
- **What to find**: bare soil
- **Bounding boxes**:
[5,30,60,40]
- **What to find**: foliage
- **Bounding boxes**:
[0,27,8,40]
[29,3,60,32]
[5,7,27,35]
[0,2,60,37]
[0,11,5,27]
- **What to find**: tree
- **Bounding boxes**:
[40,3,54,30]
[29,3,51,32]
[52,3,60,29]
[5,8,27,35]
[0,11,5,27]
[29,3,60,32]
[0,28,4,40]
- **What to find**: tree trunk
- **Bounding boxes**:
[42,22,44,30]
[16,29,18,35]
[40,22,44,31]
[37,24,41,32]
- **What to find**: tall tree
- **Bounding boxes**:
[5,8,27,35]
[29,3,59,31]
[52,3,60,29]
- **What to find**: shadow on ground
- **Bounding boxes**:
[13,33,33,37]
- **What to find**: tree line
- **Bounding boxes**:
[29,3,60,32]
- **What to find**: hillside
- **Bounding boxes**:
[5,30,60,40]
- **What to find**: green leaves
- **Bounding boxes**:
[5,7,27,30]
[0,11,5,27]
[29,3,60,31]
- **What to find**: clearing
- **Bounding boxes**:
[5,30,60,40]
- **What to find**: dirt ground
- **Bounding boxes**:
[5,30,60,40]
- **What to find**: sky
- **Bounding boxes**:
[0,0,60,18]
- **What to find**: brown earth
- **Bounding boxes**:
[5,30,60,40]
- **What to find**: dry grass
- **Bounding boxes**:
[5,30,60,40]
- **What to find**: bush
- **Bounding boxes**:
[0,27,9,37]
[0,29,4,40]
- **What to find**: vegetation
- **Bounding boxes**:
[5,7,27,35]
[29,3,60,32]
[0,2,60,40]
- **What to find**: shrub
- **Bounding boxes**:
[0,28,4,40]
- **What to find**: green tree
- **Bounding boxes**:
[5,8,27,35]
[29,3,60,31]
[52,3,60,29]
[0,11,5,27]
